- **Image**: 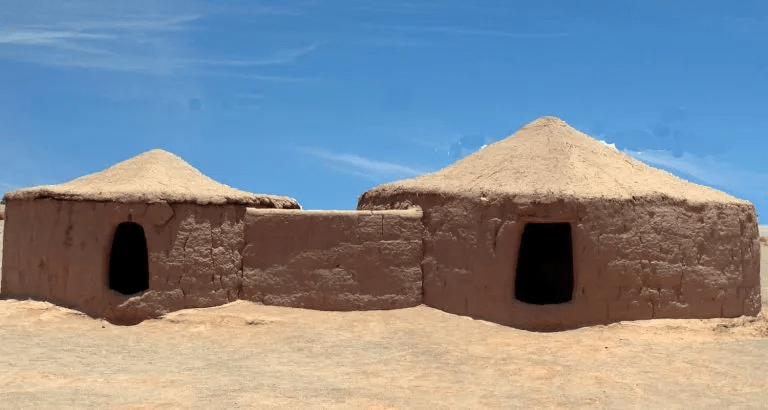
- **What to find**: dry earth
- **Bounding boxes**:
[0,223,766,409]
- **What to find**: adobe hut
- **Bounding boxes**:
[359,116,761,330]
[1,149,299,324]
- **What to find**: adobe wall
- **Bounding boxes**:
[0,203,4,271]
[242,208,424,310]
[0,219,4,274]
[585,198,761,321]
[359,194,760,330]
[1,199,246,324]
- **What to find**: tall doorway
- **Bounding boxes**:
[108,222,150,295]
[514,222,574,305]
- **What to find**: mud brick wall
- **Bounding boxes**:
[242,208,424,310]
[359,194,760,330]
[582,199,761,321]
[1,199,246,324]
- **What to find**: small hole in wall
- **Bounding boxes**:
[514,222,574,305]
[108,222,150,295]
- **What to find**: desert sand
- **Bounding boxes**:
[0,224,766,408]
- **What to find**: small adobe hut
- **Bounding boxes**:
[1,149,299,324]
[359,117,761,330]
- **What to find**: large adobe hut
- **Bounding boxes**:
[1,149,299,324]
[359,116,761,330]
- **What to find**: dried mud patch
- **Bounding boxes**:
[157,300,280,329]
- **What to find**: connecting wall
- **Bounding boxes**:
[0,200,424,324]
[241,208,423,310]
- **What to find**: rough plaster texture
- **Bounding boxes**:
[242,208,424,310]
[359,194,760,330]
[0,220,4,276]
[359,116,760,330]
[1,199,246,324]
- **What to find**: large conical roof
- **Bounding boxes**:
[361,117,745,204]
[4,149,300,208]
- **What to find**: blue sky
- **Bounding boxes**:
[1,0,767,221]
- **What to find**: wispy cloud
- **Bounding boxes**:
[719,16,768,36]
[192,70,313,82]
[0,2,319,79]
[372,24,573,39]
[627,149,768,200]
[180,42,321,67]
[24,14,205,33]
[300,147,423,181]
[351,37,434,48]
[0,30,115,44]
[334,1,478,14]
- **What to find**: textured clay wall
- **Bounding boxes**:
[0,204,4,270]
[413,196,594,329]
[360,194,760,330]
[1,199,245,324]
[242,208,424,310]
[584,198,761,322]
[0,220,4,273]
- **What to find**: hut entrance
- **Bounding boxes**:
[108,222,150,295]
[515,222,574,305]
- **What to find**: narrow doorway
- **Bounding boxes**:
[108,222,150,295]
[514,222,574,305]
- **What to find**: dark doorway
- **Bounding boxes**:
[108,222,149,295]
[515,222,574,305]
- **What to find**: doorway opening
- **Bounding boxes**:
[108,222,149,295]
[514,222,574,305]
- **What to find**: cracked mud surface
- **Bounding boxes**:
[0,226,766,408]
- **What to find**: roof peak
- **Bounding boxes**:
[5,149,300,208]
[360,116,745,204]
[525,116,569,126]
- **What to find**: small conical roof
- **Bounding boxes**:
[4,149,300,208]
[361,117,746,204]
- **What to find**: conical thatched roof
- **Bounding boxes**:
[361,117,746,205]
[4,149,300,208]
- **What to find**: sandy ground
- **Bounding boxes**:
[0,223,766,408]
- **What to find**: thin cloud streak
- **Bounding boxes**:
[0,5,319,77]
[627,149,768,198]
[0,30,115,44]
[182,42,320,67]
[301,147,423,181]
[192,69,313,82]
[40,14,205,31]
[333,1,479,14]
[351,37,434,48]
[375,24,574,39]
